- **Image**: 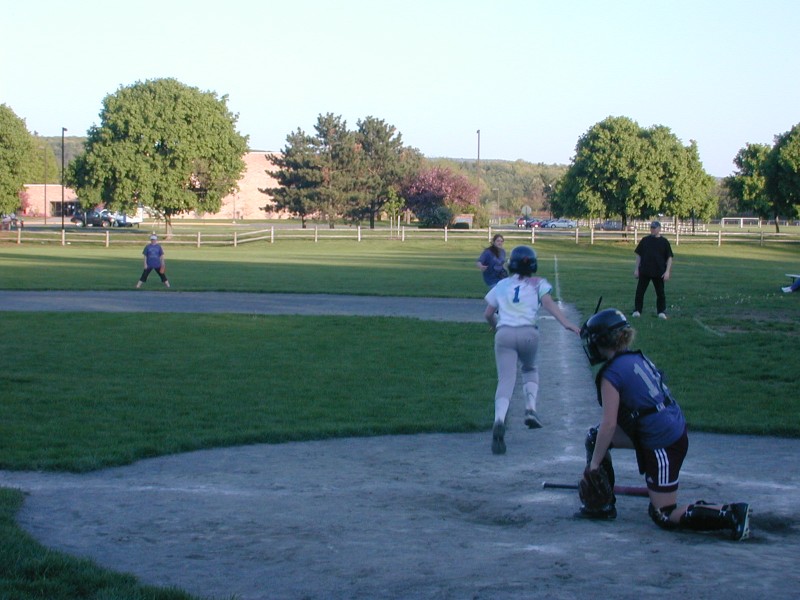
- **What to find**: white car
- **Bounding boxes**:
[111,208,145,227]
[547,218,577,228]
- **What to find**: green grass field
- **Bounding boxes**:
[2,237,799,461]
[0,235,798,598]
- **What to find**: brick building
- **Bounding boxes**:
[21,151,284,221]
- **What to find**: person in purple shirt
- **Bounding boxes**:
[781,277,800,293]
[136,234,170,289]
[576,308,751,541]
[476,234,507,288]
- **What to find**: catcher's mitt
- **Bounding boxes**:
[579,466,614,511]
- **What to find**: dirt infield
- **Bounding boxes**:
[1,292,799,600]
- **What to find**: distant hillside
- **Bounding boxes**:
[427,157,568,214]
[40,136,85,168]
[43,141,567,215]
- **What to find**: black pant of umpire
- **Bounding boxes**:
[635,275,666,315]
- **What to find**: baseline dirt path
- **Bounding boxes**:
[0,290,486,322]
[1,291,798,600]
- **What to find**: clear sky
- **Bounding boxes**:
[2,0,798,177]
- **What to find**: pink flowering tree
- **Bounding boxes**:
[18,189,31,214]
[401,166,480,227]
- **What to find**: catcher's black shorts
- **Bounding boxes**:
[642,427,688,493]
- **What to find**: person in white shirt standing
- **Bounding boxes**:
[483,245,581,455]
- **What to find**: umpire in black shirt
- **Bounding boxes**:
[633,221,673,319]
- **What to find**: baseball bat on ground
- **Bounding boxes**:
[542,481,649,497]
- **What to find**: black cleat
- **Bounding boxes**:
[491,421,506,455]
[524,409,543,429]
[574,505,617,520]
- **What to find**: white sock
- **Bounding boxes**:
[494,397,510,424]
[523,382,539,412]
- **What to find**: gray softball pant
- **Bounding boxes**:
[493,325,540,403]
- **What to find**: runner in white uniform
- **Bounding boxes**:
[484,246,581,455]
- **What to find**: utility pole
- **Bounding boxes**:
[476,129,481,196]
[43,145,47,224]
[61,127,67,230]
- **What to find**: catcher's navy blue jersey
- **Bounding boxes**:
[601,351,686,449]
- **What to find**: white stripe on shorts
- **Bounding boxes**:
[654,447,678,487]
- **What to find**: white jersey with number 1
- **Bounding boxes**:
[484,275,553,328]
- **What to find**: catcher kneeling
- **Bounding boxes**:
[576,308,751,541]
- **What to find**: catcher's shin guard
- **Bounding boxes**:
[649,503,680,530]
[679,501,752,541]
[577,431,617,521]
[585,427,616,491]
[584,427,597,463]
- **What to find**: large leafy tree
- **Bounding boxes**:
[68,78,248,231]
[646,127,716,220]
[725,125,800,233]
[0,104,39,214]
[553,116,714,226]
[401,166,480,228]
[763,124,800,230]
[725,143,772,222]
[552,116,655,226]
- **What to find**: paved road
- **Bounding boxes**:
[1,292,798,600]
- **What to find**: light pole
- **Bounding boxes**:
[476,129,481,172]
[61,127,67,230]
[43,145,48,224]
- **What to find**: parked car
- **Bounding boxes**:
[111,210,144,227]
[1,213,23,230]
[596,220,623,231]
[546,218,577,228]
[516,216,542,228]
[71,209,115,228]
[516,216,536,228]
